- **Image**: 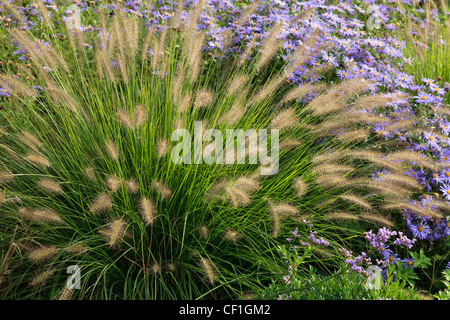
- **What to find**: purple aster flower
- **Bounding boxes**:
[441,183,450,201]
[0,88,10,97]
[409,223,431,240]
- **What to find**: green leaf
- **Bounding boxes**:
[410,249,432,269]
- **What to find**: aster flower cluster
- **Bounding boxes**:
[286,219,330,250]
[341,227,416,277]
[402,196,450,242]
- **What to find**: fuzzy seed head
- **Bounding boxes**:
[271,108,298,129]
[25,154,50,167]
[99,219,128,247]
[134,105,147,128]
[38,179,63,194]
[117,110,133,129]
[106,175,122,192]
[200,258,215,285]
[89,193,113,214]
[17,131,43,151]
[28,245,58,263]
[156,138,168,158]
[153,180,172,199]
[0,171,13,183]
[224,229,241,242]
[294,177,307,198]
[106,139,119,161]
[140,197,157,226]
[30,268,55,287]
[324,212,359,222]
[125,179,139,194]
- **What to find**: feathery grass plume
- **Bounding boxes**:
[270,202,300,217]
[28,245,58,263]
[106,175,122,193]
[57,286,73,300]
[194,89,214,109]
[0,143,21,161]
[198,225,210,239]
[151,24,168,71]
[134,105,147,128]
[226,187,251,208]
[207,176,260,208]
[172,65,185,106]
[125,179,139,194]
[311,163,354,176]
[294,177,307,198]
[306,78,372,116]
[200,257,216,285]
[324,212,359,222]
[19,208,63,224]
[381,202,443,219]
[339,194,372,211]
[238,38,258,66]
[0,0,24,22]
[378,173,424,191]
[281,83,327,104]
[279,139,302,150]
[337,129,370,144]
[65,244,87,255]
[256,21,283,70]
[89,193,113,214]
[315,174,353,190]
[226,75,250,96]
[84,166,96,181]
[385,150,436,171]
[98,219,128,247]
[38,179,63,194]
[187,31,206,82]
[124,16,139,59]
[140,197,157,226]
[286,30,320,74]
[315,112,391,134]
[311,149,353,165]
[106,139,119,161]
[150,263,161,274]
[232,177,260,193]
[383,119,416,132]
[360,213,394,228]
[303,63,334,79]
[25,154,50,168]
[0,171,13,183]
[428,198,450,215]
[246,75,284,107]
[117,110,134,129]
[271,108,299,130]
[46,86,80,113]
[217,104,246,126]
[0,74,35,97]
[17,131,43,151]
[349,150,404,173]
[367,180,413,200]
[30,268,55,287]
[153,180,172,199]
[141,27,155,61]
[223,229,241,242]
[352,93,409,111]
[178,94,192,113]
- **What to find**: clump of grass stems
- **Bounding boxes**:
[0,4,433,300]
